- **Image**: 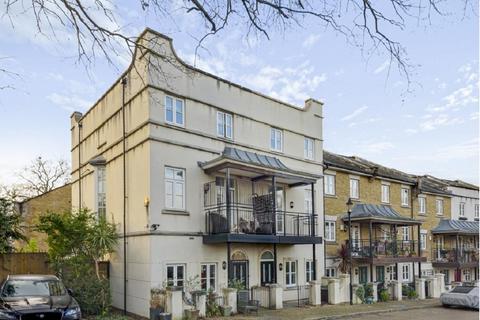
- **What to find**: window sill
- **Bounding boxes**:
[401,205,410,208]
[325,240,338,245]
[418,212,426,216]
[435,213,444,217]
[216,135,233,142]
[164,121,185,129]
[162,209,190,216]
[324,194,337,199]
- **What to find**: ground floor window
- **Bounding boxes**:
[201,263,216,292]
[306,260,314,282]
[463,269,471,281]
[359,266,368,284]
[166,264,185,287]
[387,265,397,281]
[325,267,336,278]
[402,265,410,281]
[285,261,297,287]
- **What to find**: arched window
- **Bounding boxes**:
[231,251,247,261]
[260,251,274,261]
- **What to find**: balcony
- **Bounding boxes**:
[431,246,479,268]
[346,239,427,264]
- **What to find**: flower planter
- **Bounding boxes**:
[220,305,232,316]
[184,309,200,320]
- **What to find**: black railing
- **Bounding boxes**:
[205,203,316,236]
[346,239,420,258]
[431,246,479,264]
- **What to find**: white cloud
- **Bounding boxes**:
[302,34,321,48]
[242,61,327,105]
[341,106,368,121]
[348,117,381,128]
[362,142,395,154]
[419,114,464,131]
[47,93,91,112]
[373,60,390,74]
[404,138,479,162]
[405,128,418,134]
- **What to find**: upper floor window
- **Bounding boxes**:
[475,204,479,218]
[401,188,409,206]
[350,178,359,199]
[217,111,233,139]
[96,166,106,219]
[402,226,410,241]
[304,189,312,214]
[418,197,426,214]
[165,96,184,126]
[165,167,185,210]
[325,221,336,241]
[459,202,465,217]
[324,174,335,196]
[436,199,444,215]
[325,267,336,277]
[420,231,427,250]
[381,184,390,203]
[270,128,283,152]
[304,137,314,160]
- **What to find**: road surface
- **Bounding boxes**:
[349,306,478,320]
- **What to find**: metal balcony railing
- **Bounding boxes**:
[346,239,420,258]
[431,246,479,264]
[205,203,316,237]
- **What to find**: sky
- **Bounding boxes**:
[0,1,478,186]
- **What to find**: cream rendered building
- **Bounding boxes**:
[70,29,324,317]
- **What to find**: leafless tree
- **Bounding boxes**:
[0,0,476,88]
[17,157,70,197]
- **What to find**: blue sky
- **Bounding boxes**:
[0,2,478,185]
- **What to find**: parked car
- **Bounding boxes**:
[0,275,81,320]
[440,285,479,310]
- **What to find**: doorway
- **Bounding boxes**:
[260,251,275,286]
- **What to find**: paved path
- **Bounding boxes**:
[348,306,478,320]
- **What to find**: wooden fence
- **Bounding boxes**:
[0,253,109,281]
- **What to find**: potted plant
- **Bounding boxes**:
[150,287,166,320]
[364,284,374,304]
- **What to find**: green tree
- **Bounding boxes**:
[0,198,25,253]
[37,209,118,315]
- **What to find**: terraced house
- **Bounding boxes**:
[70,29,324,317]
[322,152,453,290]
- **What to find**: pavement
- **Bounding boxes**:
[214,298,478,320]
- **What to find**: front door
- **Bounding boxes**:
[359,266,368,284]
[231,260,249,289]
[376,266,385,283]
[260,261,274,286]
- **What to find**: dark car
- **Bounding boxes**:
[0,275,81,320]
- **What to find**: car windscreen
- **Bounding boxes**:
[1,279,66,297]
[451,286,474,294]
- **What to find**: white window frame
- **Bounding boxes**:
[95,166,106,219]
[324,174,335,196]
[402,226,410,241]
[418,197,426,215]
[304,189,312,214]
[475,204,479,218]
[463,269,471,281]
[401,188,409,206]
[304,137,314,160]
[305,260,314,283]
[350,178,359,199]
[166,264,185,287]
[420,231,427,250]
[325,221,336,242]
[165,167,186,210]
[216,111,233,139]
[325,267,336,277]
[165,95,185,127]
[285,260,297,287]
[459,202,465,217]
[270,128,283,152]
[200,263,216,292]
[381,184,390,203]
[402,265,410,281]
[436,199,444,215]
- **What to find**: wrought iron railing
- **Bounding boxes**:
[346,239,420,258]
[431,246,479,264]
[205,203,316,236]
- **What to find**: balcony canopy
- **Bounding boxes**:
[199,147,321,186]
[432,219,479,235]
[342,203,422,225]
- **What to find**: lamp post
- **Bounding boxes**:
[346,197,354,305]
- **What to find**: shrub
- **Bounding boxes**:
[407,289,418,299]
[355,285,365,303]
[206,290,221,317]
[364,283,374,298]
[378,289,390,302]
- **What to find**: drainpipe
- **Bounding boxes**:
[78,122,83,209]
[121,77,128,315]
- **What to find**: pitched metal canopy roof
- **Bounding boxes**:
[432,219,479,235]
[342,203,422,225]
[199,147,321,184]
